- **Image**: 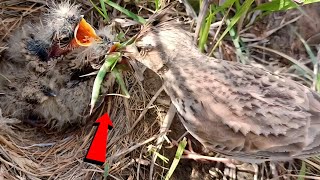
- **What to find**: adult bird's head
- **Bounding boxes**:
[130,20,197,74]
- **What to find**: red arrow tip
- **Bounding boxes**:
[84,113,113,165]
[95,113,113,127]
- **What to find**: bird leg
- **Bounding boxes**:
[182,149,237,169]
[171,139,237,169]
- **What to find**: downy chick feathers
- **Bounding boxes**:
[1,1,114,130]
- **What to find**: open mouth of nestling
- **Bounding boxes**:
[48,17,101,58]
[73,17,101,47]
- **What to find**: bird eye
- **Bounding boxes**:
[29,33,35,39]
[58,35,73,48]
[57,27,74,43]
[67,16,77,24]
[61,36,71,43]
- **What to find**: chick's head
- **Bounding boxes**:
[46,2,82,48]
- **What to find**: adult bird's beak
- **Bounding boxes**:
[73,17,101,47]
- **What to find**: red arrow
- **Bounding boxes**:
[84,113,113,165]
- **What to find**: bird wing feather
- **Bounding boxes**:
[165,56,320,158]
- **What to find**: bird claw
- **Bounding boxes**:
[171,138,237,169]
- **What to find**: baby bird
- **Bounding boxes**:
[129,20,320,163]
[8,3,83,65]
[0,2,112,129]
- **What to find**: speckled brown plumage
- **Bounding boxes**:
[1,43,94,129]
[129,21,320,163]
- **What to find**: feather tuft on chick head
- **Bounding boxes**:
[45,1,82,48]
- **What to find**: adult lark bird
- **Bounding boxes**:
[0,2,113,129]
[127,19,320,163]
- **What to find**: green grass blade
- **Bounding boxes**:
[254,0,320,12]
[103,164,109,180]
[316,73,320,93]
[116,32,126,42]
[217,0,237,10]
[293,30,317,64]
[197,0,236,52]
[210,0,254,54]
[298,161,306,180]
[227,19,248,64]
[90,64,108,114]
[104,0,146,24]
[154,0,161,11]
[90,53,121,114]
[317,73,320,93]
[119,33,140,49]
[111,68,130,98]
[199,12,215,52]
[165,138,187,180]
[280,0,285,9]
[292,29,319,92]
[89,0,109,20]
[235,0,241,11]
[254,0,297,11]
[99,0,110,21]
[147,145,169,163]
[153,151,169,163]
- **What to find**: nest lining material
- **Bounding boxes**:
[0,71,165,179]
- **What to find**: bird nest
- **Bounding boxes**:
[0,1,166,179]
[0,73,163,179]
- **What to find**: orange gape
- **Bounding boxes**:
[74,18,101,46]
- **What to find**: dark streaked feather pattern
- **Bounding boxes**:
[132,19,320,163]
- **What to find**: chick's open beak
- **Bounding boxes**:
[73,18,101,47]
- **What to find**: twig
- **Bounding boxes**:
[249,45,313,75]
[179,0,197,20]
[241,15,302,42]
[177,131,189,142]
[110,134,160,160]
[137,150,143,180]
[313,47,320,91]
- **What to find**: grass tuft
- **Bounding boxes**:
[104,0,146,24]
[165,138,187,180]
[99,0,110,21]
[89,0,110,21]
